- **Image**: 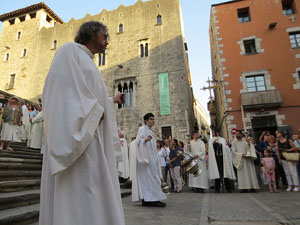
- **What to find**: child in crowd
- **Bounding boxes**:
[262,149,278,193]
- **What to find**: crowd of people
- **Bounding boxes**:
[0,96,44,151]
[117,124,300,200]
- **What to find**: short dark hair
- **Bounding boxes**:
[192,130,199,135]
[75,21,107,45]
[144,113,154,122]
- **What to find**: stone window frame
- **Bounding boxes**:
[240,70,275,94]
[292,67,300,89]
[157,14,162,25]
[16,31,22,40]
[52,40,57,50]
[237,36,264,55]
[7,74,16,90]
[138,39,150,58]
[21,49,27,57]
[287,27,300,49]
[118,23,123,33]
[4,53,9,61]
[114,78,136,109]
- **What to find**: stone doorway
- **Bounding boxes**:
[251,115,277,142]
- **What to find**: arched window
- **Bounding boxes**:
[17,31,21,40]
[129,81,134,107]
[118,83,122,108]
[53,40,57,49]
[5,53,9,61]
[123,83,129,107]
[119,24,123,32]
[23,49,27,57]
[102,54,106,65]
[145,43,149,57]
[98,53,102,66]
[157,15,162,24]
[140,44,144,57]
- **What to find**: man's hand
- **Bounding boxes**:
[242,154,247,158]
[145,135,152,143]
[113,93,126,104]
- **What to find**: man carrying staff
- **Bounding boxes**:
[208,129,236,193]
[40,21,125,225]
[131,113,166,207]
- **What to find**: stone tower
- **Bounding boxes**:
[0,0,195,141]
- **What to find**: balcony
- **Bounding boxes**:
[241,90,283,109]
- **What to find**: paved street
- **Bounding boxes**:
[123,187,300,225]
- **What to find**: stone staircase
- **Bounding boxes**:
[0,142,42,225]
[0,142,132,225]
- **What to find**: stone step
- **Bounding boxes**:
[0,149,42,156]
[0,171,41,182]
[0,190,40,210]
[0,180,40,193]
[10,147,41,154]
[0,162,42,170]
[0,157,42,164]
[0,203,39,225]
[0,153,43,160]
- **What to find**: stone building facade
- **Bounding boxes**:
[210,0,300,141]
[0,0,195,141]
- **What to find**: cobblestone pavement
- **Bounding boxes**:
[123,187,300,225]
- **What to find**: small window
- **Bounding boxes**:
[98,53,106,66]
[22,49,27,57]
[238,7,251,23]
[119,24,123,33]
[243,39,257,54]
[30,13,36,19]
[17,31,21,40]
[246,75,266,92]
[9,19,15,25]
[53,40,57,49]
[19,16,26,22]
[140,44,144,57]
[282,0,294,15]
[289,32,300,48]
[145,43,149,57]
[8,74,16,89]
[46,15,52,23]
[5,53,9,61]
[157,15,162,24]
[298,71,300,79]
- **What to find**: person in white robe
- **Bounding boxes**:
[208,129,236,193]
[118,130,130,179]
[187,131,209,192]
[39,21,125,225]
[232,130,259,192]
[29,105,44,150]
[131,113,166,207]
[19,100,30,142]
[129,137,137,181]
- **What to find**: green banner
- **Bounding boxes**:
[158,73,171,115]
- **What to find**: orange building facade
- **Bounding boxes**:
[210,0,300,141]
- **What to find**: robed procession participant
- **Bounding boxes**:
[131,113,166,207]
[19,100,30,142]
[39,21,125,225]
[118,130,130,179]
[187,131,209,193]
[29,104,44,150]
[232,130,259,192]
[129,136,137,180]
[208,129,235,193]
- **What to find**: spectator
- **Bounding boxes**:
[262,149,278,193]
[276,130,299,192]
[293,129,300,185]
[157,140,167,183]
[169,139,182,193]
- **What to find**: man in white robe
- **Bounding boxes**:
[39,21,125,225]
[131,113,166,207]
[129,137,137,181]
[118,131,130,179]
[232,130,259,192]
[29,104,43,150]
[187,131,209,192]
[208,129,236,193]
[19,101,30,142]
